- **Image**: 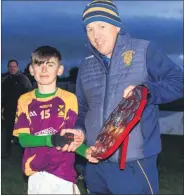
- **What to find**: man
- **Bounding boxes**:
[2,60,32,158]
[61,0,183,194]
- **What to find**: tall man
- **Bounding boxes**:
[62,1,183,194]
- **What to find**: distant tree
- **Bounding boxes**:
[68,66,79,83]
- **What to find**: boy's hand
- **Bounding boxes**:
[56,129,85,152]
[51,133,74,148]
[86,146,99,163]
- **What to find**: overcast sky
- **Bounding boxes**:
[1,1,183,75]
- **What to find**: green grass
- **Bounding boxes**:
[1,135,183,194]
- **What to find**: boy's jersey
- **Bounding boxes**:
[13,88,78,183]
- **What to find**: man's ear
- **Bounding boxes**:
[29,64,34,76]
[57,65,64,76]
[116,27,121,33]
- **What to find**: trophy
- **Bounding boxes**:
[76,86,148,169]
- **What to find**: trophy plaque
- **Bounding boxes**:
[91,86,148,168]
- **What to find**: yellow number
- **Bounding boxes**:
[40,109,50,119]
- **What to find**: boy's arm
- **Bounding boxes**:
[15,94,89,158]
[18,133,89,156]
[18,133,53,148]
[75,143,89,158]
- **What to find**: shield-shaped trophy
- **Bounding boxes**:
[90,86,148,169]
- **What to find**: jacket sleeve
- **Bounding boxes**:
[143,42,184,105]
[74,65,88,135]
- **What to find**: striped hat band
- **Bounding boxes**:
[82,0,122,28]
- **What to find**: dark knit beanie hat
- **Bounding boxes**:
[82,0,122,28]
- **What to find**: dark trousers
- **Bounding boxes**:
[2,111,16,157]
[84,155,159,195]
[75,155,87,175]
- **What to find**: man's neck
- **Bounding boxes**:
[105,53,112,58]
[37,82,57,94]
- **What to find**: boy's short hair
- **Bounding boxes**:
[31,45,62,65]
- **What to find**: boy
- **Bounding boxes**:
[13,45,82,194]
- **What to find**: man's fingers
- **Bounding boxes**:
[90,158,99,163]
[74,137,83,142]
[123,85,136,98]
[60,129,84,143]
[67,142,76,152]
[127,91,133,98]
[56,146,61,150]
[56,144,76,152]
[60,129,72,136]
[89,146,96,152]
[87,156,99,163]
[123,89,132,98]
[61,144,69,152]
[85,146,99,163]
[89,159,99,163]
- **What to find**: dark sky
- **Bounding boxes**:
[1,1,183,75]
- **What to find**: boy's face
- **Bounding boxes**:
[29,57,63,86]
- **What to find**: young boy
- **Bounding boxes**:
[13,45,82,194]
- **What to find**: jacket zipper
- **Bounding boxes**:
[88,33,120,127]
[103,34,120,123]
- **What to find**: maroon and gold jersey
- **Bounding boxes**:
[13,88,78,183]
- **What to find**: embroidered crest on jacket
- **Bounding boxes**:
[122,50,135,66]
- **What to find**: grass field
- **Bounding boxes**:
[1,135,183,195]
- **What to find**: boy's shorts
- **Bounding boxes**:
[28,171,80,194]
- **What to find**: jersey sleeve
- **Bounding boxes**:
[18,133,53,148]
[65,93,78,128]
[13,98,31,137]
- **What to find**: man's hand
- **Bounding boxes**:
[123,85,136,98]
[86,146,99,163]
[56,129,85,152]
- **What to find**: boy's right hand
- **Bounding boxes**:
[51,133,74,148]
[56,129,85,152]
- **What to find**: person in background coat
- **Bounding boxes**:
[2,59,32,158]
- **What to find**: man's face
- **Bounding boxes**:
[86,21,120,58]
[8,61,19,75]
[30,57,63,86]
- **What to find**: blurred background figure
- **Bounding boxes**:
[1,59,32,158]
[24,63,36,86]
